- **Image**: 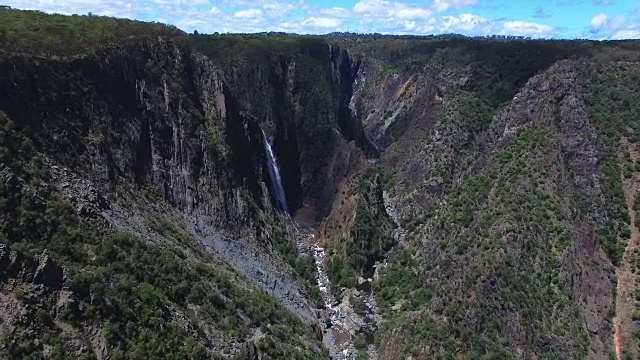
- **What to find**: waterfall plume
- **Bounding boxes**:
[262,130,289,214]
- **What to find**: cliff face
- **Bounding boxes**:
[1,40,253,230]
[214,42,373,220]
[0,37,369,242]
[0,35,370,359]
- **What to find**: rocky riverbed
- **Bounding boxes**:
[309,234,378,360]
[299,191,407,359]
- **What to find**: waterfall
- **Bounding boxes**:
[262,130,289,214]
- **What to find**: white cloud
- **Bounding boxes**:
[609,15,627,30]
[3,0,122,13]
[4,0,633,39]
[171,1,559,38]
[175,18,206,29]
[153,0,208,5]
[611,29,640,39]
[262,2,296,16]
[300,17,342,29]
[353,0,432,20]
[349,0,492,34]
[501,21,554,37]
[590,13,608,28]
[432,0,478,13]
[277,16,345,33]
[439,13,490,33]
[320,7,351,18]
[234,8,263,19]
[3,0,158,19]
[585,12,639,39]
[223,0,270,6]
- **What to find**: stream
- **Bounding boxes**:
[292,193,406,360]
[311,235,380,360]
[306,190,404,360]
[311,237,355,359]
[309,234,381,360]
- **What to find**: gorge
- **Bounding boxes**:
[2,6,640,360]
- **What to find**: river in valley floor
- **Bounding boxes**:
[308,233,379,360]
[292,192,403,359]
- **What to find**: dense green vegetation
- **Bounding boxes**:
[0,7,183,56]
[362,51,640,355]
[275,238,324,308]
[376,121,590,358]
[581,62,640,264]
[328,165,395,292]
[350,167,396,268]
[188,34,328,64]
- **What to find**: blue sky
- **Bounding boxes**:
[3,0,640,39]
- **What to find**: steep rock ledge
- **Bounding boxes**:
[0,37,373,247]
[216,42,375,221]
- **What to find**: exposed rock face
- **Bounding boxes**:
[0,245,92,358]
[219,43,374,221]
[0,38,370,238]
[498,64,614,358]
[32,253,64,291]
[245,340,263,360]
[0,245,65,291]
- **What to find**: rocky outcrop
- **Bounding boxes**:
[0,245,65,291]
[0,244,93,358]
[476,63,614,358]
[190,218,318,323]
[245,340,263,360]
